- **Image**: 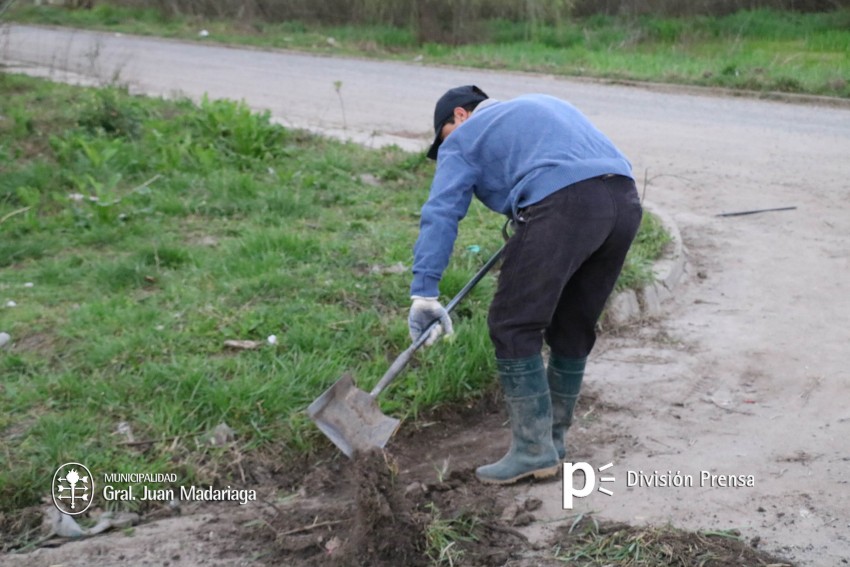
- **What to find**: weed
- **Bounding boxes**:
[77,86,147,139]
[433,458,450,483]
[424,502,479,566]
[188,96,288,168]
[554,519,785,566]
[333,80,347,129]
[616,212,671,293]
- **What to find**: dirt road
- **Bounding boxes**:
[2,24,849,565]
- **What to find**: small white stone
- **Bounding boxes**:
[605,290,639,327]
[267,335,278,345]
[0,332,10,349]
[24,282,34,288]
[5,300,16,308]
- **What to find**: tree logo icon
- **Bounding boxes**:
[53,463,94,515]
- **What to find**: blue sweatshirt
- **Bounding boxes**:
[411,94,633,298]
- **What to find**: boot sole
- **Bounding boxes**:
[476,464,560,485]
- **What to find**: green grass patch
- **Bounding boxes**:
[0,73,666,516]
[7,4,850,98]
[616,211,671,293]
[424,503,479,566]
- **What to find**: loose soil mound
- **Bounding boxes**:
[337,449,426,566]
[269,444,541,567]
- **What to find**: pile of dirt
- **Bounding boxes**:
[268,445,546,567]
[336,449,426,566]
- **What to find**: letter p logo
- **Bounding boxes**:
[562,462,615,509]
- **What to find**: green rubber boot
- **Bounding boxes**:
[548,355,586,461]
[475,356,560,485]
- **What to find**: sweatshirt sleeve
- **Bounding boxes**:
[410,150,478,298]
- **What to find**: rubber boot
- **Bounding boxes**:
[475,356,560,485]
[548,355,586,461]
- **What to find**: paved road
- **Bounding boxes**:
[3,24,850,564]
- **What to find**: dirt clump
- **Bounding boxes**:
[267,448,429,567]
[334,449,427,567]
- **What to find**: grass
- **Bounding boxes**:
[5,4,850,98]
[554,518,792,566]
[0,73,666,520]
[615,211,670,293]
[424,503,479,566]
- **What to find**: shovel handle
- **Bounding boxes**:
[369,245,504,398]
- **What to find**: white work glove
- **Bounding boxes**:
[408,296,453,347]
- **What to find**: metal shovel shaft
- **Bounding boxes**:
[370,245,504,397]
[308,245,503,457]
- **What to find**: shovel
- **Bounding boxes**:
[308,246,504,458]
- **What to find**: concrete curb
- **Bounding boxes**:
[603,200,687,327]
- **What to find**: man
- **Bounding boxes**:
[407,85,643,484]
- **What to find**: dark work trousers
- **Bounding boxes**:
[488,174,643,360]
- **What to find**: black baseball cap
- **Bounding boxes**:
[427,85,489,160]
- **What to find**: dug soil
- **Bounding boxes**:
[260,392,794,567]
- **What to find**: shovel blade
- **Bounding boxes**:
[307,373,401,458]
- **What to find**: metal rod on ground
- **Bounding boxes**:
[716,206,797,217]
